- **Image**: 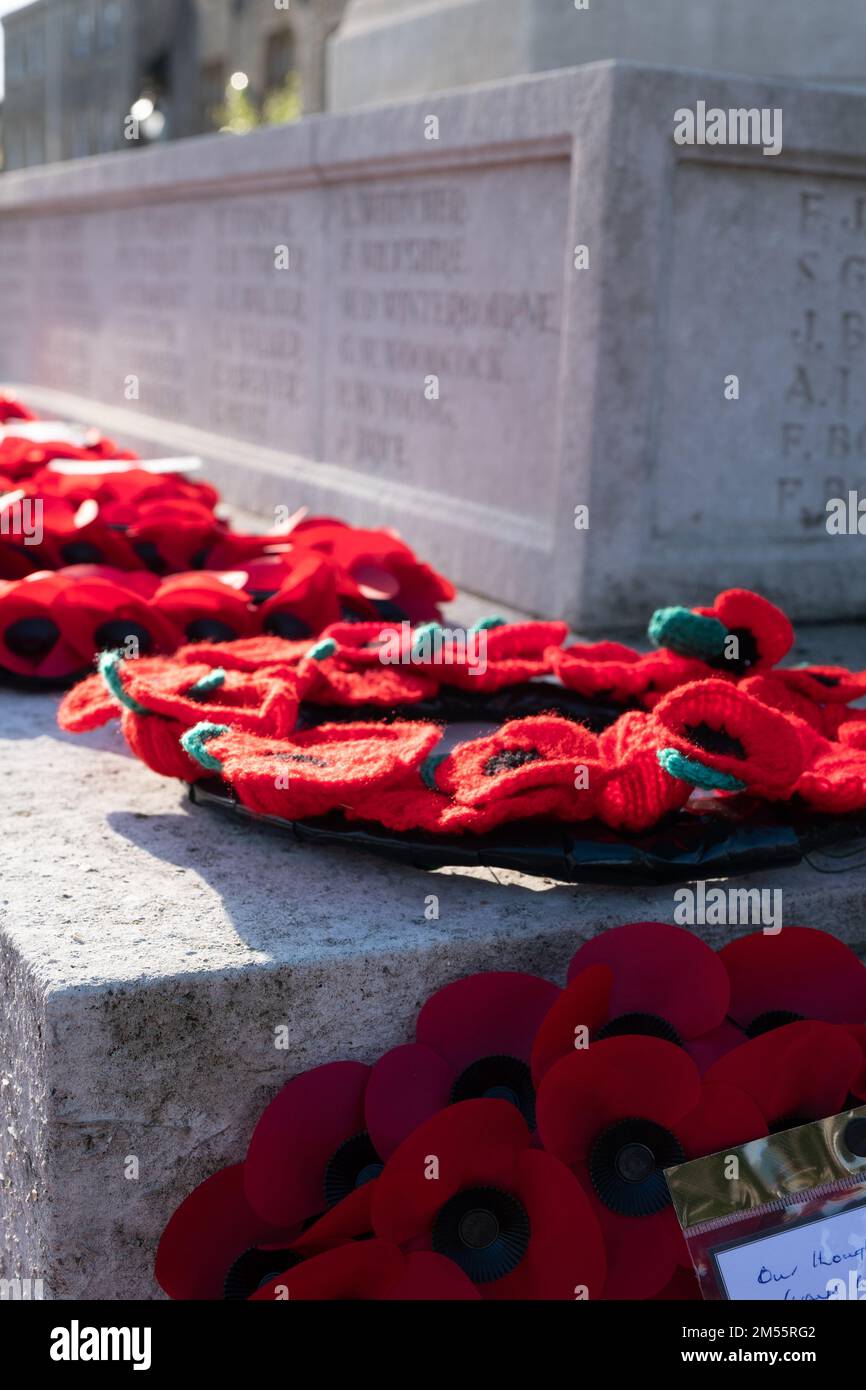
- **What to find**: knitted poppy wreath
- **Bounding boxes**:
[57,597,866,835]
[154,922,866,1301]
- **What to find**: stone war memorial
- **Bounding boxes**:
[2,0,866,1331]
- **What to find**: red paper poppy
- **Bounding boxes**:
[154,1163,304,1300]
[152,572,259,644]
[705,1021,864,1132]
[243,1061,382,1228]
[53,574,182,659]
[290,518,455,623]
[124,498,222,573]
[366,971,560,1157]
[537,1036,767,1298]
[258,549,352,639]
[719,927,866,1037]
[0,571,92,679]
[370,1099,607,1299]
[0,394,36,423]
[250,1239,480,1301]
[530,922,731,1086]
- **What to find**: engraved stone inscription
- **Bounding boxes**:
[656,164,866,539]
[322,164,569,517]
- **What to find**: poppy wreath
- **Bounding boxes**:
[154,922,866,1301]
[57,628,866,831]
[0,399,456,681]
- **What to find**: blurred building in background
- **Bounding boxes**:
[329,0,866,111]
[1,0,347,170]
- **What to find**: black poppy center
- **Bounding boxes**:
[264,612,312,640]
[483,747,542,776]
[590,1117,685,1217]
[432,1186,530,1284]
[185,618,238,643]
[5,616,60,659]
[60,540,104,565]
[224,1246,301,1300]
[94,619,154,654]
[131,540,168,574]
[595,1012,683,1048]
[710,627,759,673]
[811,673,841,688]
[323,1131,383,1209]
[450,1055,536,1129]
[746,1009,805,1039]
[683,721,746,760]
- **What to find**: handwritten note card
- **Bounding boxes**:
[714,1203,866,1300]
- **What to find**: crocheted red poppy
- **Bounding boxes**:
[532,922,731,1085]
[0,572,92,680]
[117,658,298,738]
[738,672,829,733]
[370,1098,607,1299]
[597,711,691,830]
[719,927,866,1038]
[183,719,442,820]
[301,651,438,708]
[653,678,806,795]
[151,573,258,644]
[551,642,710,704]
[407,620,568,692]
[365,972,559,1157]
[650,588,793,675]
[433,715,603,811]
[536,1035,767,1299]
[774,664,866,705]
[704,1021,864,1130]
[176,633,312,674]
[795,741,866,813]
[250,1239,480,1302]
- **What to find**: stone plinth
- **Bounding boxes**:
[329,0,866,111]
[4,64,866,625]
[3,617,866,1298]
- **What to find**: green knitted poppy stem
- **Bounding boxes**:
[187,668,226,699]
[411,621,442,658]
[648,607,728,661]
[180,722,229,772]
[97,650,149,715]
[420,751,448,791]
[657,747,746,793]
[305,638,336,661]
[471,615,507,632]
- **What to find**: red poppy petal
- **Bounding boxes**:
[250,1239,406,1302]
[155,1164,302,1300]
[244,1061,371,1226]
[720,927,866,1029]
[572,1161,685,1301]
[567,922,730,1039]
[486,1149,606,1300]
[536,1036,702,1165]
[685,1019,748,1073]
[290,1182,376,1257]
[531,966,613,1085]
[416,971,560,1073]
[366,1044,454,1160]
[676,1082,768,1159]
[654,1265,703,1300]
[371,1100,529,1244]
[705,1022,863,1127]
[385,1252,481,1300]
